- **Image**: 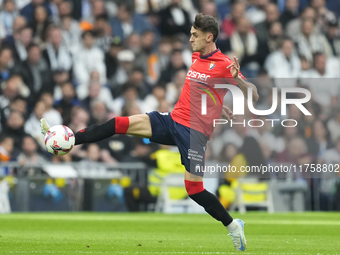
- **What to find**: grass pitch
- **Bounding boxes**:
[0,212,339,254]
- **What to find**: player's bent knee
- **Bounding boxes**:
[184,180,204,195]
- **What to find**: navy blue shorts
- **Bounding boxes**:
[147,111,209,177]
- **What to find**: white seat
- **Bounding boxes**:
[230,178,274,214]
[155,174,195,213]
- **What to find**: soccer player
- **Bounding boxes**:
[41,14,258,251]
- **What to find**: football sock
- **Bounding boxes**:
[74,117,129,145]
[185,181,233,226]
[226,220,238,232]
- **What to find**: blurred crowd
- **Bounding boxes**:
[0,0,340,208]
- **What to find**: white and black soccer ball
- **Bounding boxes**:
[44,125,75,155]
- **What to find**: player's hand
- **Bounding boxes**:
[40,118,50,136]
[222,105,235,121]
[227,56,240,79]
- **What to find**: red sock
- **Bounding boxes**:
[115,117,129,134]
[184,180,204,195]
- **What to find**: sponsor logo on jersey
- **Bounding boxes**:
[209,61,215,70]
[187,70,210,81]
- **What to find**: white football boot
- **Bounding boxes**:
[228,219,247,251]
[40,118,50,135]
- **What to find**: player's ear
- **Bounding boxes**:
[206,33,213,43]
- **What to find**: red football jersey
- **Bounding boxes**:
[171,48,246,137]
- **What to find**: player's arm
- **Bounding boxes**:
[227,57,259,102]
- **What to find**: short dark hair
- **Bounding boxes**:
[193,13,219,42]
[27,42,40,52]
[81,30,95,39]
[118,2,134,14]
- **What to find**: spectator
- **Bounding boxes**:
[84,0,107,24]
[20,0,51,24]
[154,37,172,76]
[42,26,72,72]
[3,15,26,43]
[60,15,81,54]
[40,92,62,127]
[264,38,301,79]
[171,36,191,70]
[165,69,186,105]
[110,49,135,97]
[94,14,112,52]
[126,68,150,99]
[279,0,300,29]
[300,53,340,108]
[246,0,269,25]
[0,74,29,109]
[0,96,27,132]
[56,1,73,22]
[49,0,62,22]
[249,116,285,154]
[218,143,238,165]
[0,136,14,162]
[24,100,45,147]
[110,2,153,41]
[327,110,340,144]
[85,143,102,162]
[276,135,313,167]
[254,3,280,45]
[201,1,220,22]
[305,119,333,159]
[2,110,27,155]
[105,41,122,84]
[157,98,170,112]
[212,115,247,156]
[140,30,159,84]
[81,79,115,113]
[3,26,31,62]
[89,100,109,125]
[67,106,89,133]
[143,85,166,113]
[126,33,147,75]
[113,85,144,116]
[17,135,45,164]
[286,6,319,39]
[294,19,329,64]
[54,82,81,125]
[74,30,106,100]
[311,0,337,33]
[0,47,14,83]
[14,43,52,105]
[0,0,19,36]
[158,0,191,37]
[221,2,246,38]
[267,21,284,53]
[159,49,187,85]
[227,17,259,77]
[29,4,52,46]
[51,69,70,101]
[322,137,340,164]
[324,21,340,58]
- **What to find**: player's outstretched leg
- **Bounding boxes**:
[40,114,152,146]
[184,172,247,251]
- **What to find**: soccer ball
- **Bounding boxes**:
[44,125,75,155]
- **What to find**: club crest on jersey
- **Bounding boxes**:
[209,61,215,70]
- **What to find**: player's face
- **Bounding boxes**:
[189,27,210,53]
